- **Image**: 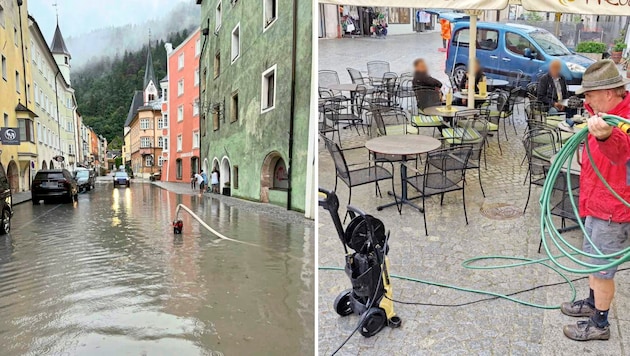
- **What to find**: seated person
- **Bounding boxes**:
[459,58,485,93]
[537,59,576,117]
[412,58,443,108]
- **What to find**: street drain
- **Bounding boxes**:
[480,203,522,220]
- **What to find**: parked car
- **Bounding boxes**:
[73,168,95,191]
[149,172,161,181]
[32,169,79,204]
[113,171,130,187]
[445,22,595,87]
[0,166,13,234]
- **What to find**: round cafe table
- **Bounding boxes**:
[422,105,468,118]
[567,85,581,94]
[365,135,441,212]
[327,83,359,92]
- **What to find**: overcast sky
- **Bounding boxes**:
[29,0,190,42]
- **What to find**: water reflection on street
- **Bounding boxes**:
[0,183,314,355]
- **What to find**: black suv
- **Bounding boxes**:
[73,168,95,191]
[32,169,79,204]
[0,167,13,234]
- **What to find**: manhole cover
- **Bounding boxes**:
[480,203,522,220]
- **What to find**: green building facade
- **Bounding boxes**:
[197,0,312,213]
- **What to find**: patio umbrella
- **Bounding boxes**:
[319,0,630,107]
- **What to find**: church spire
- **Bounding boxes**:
[143,31,157,91]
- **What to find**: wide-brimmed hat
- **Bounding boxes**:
[575,59,630,94]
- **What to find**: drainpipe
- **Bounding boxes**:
[286,0,298,211]
[199,20,210,178]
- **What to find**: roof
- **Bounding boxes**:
[160,74,168,83]
[15,102,36,117]
[50,24,71,58]
[28,15,71,88]
[124,91,144,127]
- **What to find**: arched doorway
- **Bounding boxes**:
[41,160,47,170]
[220,157,231,195]
[191,156,199,175]
[260,151,287,203]
[49,160,54,170]
[7,161,19,194]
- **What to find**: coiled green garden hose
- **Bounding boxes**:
[321,115,630,310]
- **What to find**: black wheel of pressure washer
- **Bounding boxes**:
[344,215,386,251]
[359,307,386,337]
[333,289,354,316]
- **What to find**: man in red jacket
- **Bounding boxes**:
[561,60,630,341]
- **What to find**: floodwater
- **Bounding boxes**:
[0,183,314,355]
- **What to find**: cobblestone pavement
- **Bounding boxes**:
[318,33,630,355]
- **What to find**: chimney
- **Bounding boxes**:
[165,43,173,54]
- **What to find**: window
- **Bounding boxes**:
[192,131,199,148]
[178,105,184,122]
[215,1,222,30]
[264,0,278,29]
[27,84,30,102]
[18,119,34,143]
[157,118,164,129]
[140,137,151,148]
[261,65,276,112]
[68,144,73,154]
[195,38,201,56]
[193,99,199,117]
[3,113,7,127]
[213,105,220,131]
[158,136,164,147]
[163,137,168,151]
[230,91,239,122]
[1,55,6,80]
[177,134,182,152]
[214,53,220,78]
[34,83,39,104]
[178,53,184,70]
[178,79,184,96]
[14,27,18,46]
[233,165,239,189]
[505,32,539,57]
[140,119,150,129]
[231,25,240,62]
[194,68,200,86]
[145,155,153,167]
[158,156,164,167]
[162,114,169,128]
[15,71,19,93]
[176,159,183,179]
[37,122,41,142]
[452,28,499,51]
[0,5,4,28]
[163,88,168,100]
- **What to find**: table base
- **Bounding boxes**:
[376,191,424,213]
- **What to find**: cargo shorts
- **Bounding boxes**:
[583,216,630,280]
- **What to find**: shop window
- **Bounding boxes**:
[176,159,183,180]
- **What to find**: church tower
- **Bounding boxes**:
[143,43,159,104]
[50,22,71,84]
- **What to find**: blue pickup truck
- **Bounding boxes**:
[445,21,595,86]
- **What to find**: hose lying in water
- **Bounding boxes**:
[175,204,260,247]
[320,115,630,311]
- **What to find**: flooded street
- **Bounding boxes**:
[0,183,314,355]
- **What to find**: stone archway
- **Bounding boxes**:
[41,160,47,170]
[7,161,19,194]
[260,151,285,203]
[220,157,231,194]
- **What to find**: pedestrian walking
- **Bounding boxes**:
[194,172,204,193]
[560,60,630,341]
[200,170,207,193]
[440,18,451,51]
[211,169,219,193]
[191,173,196,190]
[575,19,584,46]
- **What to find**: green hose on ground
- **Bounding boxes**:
[320,115,630,310]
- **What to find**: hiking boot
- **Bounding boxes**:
[560,299,595,317]
[563,320,610,341]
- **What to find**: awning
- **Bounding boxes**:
[319,0,508,10]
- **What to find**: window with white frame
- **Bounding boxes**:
[34,83,39,104]
[193,131,199,148]
[15,71,19,93]
[163,137,169,151]
[264,0,278,29]
[178,105,184,122]
[145,155,153,167]
[157,118,164,129]
[193,98,199,117]
[140,119,150,129]
[37,122,41,142]
[195,38,201,56]
[140,137,151,148]
[158,136,164,148]
[162,114,169,128]
[261,65,276,112]
[178,79,184,96]
[27,84,30,102]
[14,27,18,46]
[194,68,200,86]
[231,25,240,62]
[0,5,5,28]
[215,1,222,30]
[1,55,6,80]
[177,134,182,152]
[178,53,184,70]
[158,156,164,167]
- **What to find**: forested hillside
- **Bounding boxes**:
[73,29,191,147]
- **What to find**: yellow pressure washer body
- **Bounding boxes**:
[319,188,401,337]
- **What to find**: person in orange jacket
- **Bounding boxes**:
[440,18,451,49]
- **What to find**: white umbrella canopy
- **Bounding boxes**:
[319,0,630,107]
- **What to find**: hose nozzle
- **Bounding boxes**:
[618,122,630,134]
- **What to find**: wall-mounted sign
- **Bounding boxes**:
[0,128,19,145]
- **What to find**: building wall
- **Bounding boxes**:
[165,28,201,183]
[199,0,312,212]
[129,108,163,178]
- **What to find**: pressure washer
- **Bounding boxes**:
[318,188,401,339]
